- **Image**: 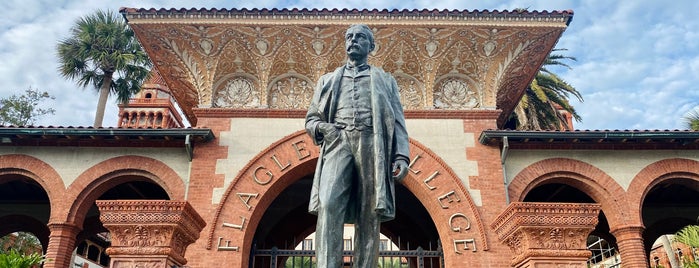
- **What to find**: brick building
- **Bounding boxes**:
[0,8,698,268]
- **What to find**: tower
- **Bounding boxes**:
[117,70,184,128]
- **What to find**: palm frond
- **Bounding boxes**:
[508,47,583,130]
[683,107,699,130]
[56,9,152,126]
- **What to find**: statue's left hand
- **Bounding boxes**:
[392,159,409,182]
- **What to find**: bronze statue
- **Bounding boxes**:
[305,24,410,268]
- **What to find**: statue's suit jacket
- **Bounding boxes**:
[305,65,410,223]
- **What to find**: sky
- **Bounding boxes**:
[1,0,698,130]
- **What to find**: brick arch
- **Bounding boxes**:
[0,154,64,222]
[62,155,186,227]
[208,130,489,267]
[626,158,699,226]
[508,158,629,228]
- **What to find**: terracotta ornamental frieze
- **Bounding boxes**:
[121,8,571,126]
[97,200,207,267]
[491,202,601,267]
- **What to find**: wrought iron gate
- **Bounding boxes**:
[251,246,443,268]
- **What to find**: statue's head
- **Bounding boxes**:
[345,24,375,61]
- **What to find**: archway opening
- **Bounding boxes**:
[0,174,50,253]
[642,178,699,267]
[74,179,169,267]
[251,175,440,267]
[523,183,617,267]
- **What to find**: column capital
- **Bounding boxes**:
[609,224,648,267]
[492,202,601,267]
[46,222,82,236]
[609,225,645,238]
[97,200,206,267]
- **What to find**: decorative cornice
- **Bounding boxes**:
[97,200,206,242]
[121,8,573,27]
[125,7,567,127]
[192,108,502,120]
[491,202,601,242]
[96,200,207,266]
[491,202,601,266]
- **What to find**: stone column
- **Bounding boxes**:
[491,202,601,268]
[611,225,649,267]
[97,200,207,268]
[44,222,81,268]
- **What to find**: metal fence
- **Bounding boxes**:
[251,246,443,268]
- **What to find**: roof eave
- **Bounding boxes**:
[479,130,699,146]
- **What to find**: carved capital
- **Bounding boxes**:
[491,202,601,267]
[97,200,206,267]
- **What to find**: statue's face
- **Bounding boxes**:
[345,26,374,60]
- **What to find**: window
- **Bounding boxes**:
[343,239,352,250]
[302,239,313,250]
[653,256,660,267]
[380,239,389,251]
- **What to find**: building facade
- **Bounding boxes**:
[0,8,698,268]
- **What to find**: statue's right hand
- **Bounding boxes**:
[318,122,337,136]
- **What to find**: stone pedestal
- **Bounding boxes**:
[491,202,601,268]
[97,200,206,268]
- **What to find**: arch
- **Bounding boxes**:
[0,154,64,222]
[508,158,629,228]
[63,155,185,227]
[627,158,699,225]
[208,130,489,267]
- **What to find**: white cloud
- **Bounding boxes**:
[1,0,698,130]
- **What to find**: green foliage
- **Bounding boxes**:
[676,225,699,247]
[378,257,407,268]
[675,225,699,267]
[0,249,44,268]
[57,9,151,127]
[284,256,316,268]
[509,48,583,130]
[683,107,699,130]
[0,87,55,126]
[683,259,699,268]
[0,232,41,255]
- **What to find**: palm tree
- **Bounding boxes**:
[683,108,699,130]
[57,9,151,127]
[508,49,583,130]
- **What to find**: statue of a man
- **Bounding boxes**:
[305,24,410,268]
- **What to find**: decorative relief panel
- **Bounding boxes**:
[213,77,260,108]
[491,202,601,267]
[110,225,172,248]
[268,74,314,109]
[127,9,568,125]
[394,73,425,109]
[434,77,481,109]
[96,200,206,267]
[111,260,164,268]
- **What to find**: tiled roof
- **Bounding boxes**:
[479,129,699,149]
[0,125,214,147]
[144,69,167,87]
[120,7,574,25]
[119,7,573,15]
